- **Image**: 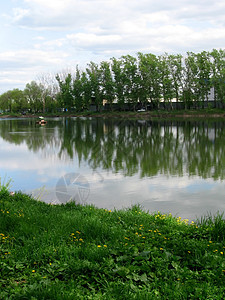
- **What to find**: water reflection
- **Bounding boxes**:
[0,117,224,220]
[1,118,224,179]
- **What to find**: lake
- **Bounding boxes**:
[0,117,224,221]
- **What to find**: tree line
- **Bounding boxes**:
[0,49,225,113]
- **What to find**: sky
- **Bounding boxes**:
[1,0,225,94]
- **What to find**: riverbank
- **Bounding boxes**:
[0,108,225,120]
[1,187,225,299]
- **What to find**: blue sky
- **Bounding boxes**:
[1,0,225,93]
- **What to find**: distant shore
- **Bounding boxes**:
[0,109,224,120]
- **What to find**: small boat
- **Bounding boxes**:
[36,117,47,125]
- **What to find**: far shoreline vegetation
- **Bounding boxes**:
[0,49,225,116]
[1,185,225,298]
[0,108,225,120]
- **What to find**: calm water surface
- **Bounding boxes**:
[0,117,224,221]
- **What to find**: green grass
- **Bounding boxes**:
[1,188,225,299]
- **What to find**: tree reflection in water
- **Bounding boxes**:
[0,117,224,180]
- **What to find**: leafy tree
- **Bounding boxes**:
[158,54,174,109]
[138,53,161,109]
[86,62,103,112]
[73,66,83,111]
[24,81,42,113]
[121,55,140,111]
[167,54,183,104]
[196,51,212,108]
[210,49,225,108]
[111,57,126,110]
[183,52,198,109]
[56,74,74,111]
[0,91,13,112]
[0,89,27,113]
[11,89,28,112]
[80,71,92,110]
[100,61,115,110]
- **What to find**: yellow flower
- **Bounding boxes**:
[220,252,223,255]
[32,270,35,273]
[103,245,107,248]
[97,245,101,248]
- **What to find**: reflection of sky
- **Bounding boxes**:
[86,171,225,221]
[0,134,224,222]
[0,137,76,191]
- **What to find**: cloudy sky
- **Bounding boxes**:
[1,0,225,93]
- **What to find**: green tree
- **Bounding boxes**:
[121,55,140,111]
[24,81,42,113]
[10,89,28,112]
[56,73,74,111]
[210,49,225,108]
[138,53,161,109]
[73,66,83,111]
[86,62,103,112]
[80,71,92,110]
[111,57,126,110]
[0,91,13,112]
[158,54,174,109]
[167,54,183,105]
[0,89,27,113]
[196,51,212,108]
[100,61,115,110]
[183,52,198,109]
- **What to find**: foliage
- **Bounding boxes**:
[1,187,225,299]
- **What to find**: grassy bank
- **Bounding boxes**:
[1,187,225,299]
